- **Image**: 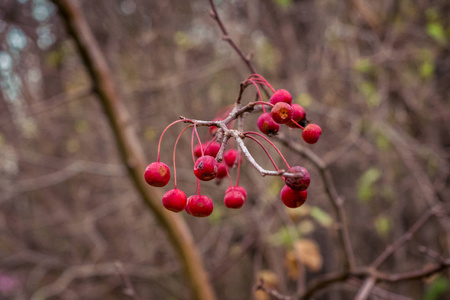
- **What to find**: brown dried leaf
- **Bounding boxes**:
[294,239,323,272]
[254,270,279,300]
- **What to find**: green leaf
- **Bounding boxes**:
[310,206,333,227]
[376,131,390,151]
[208,206,223,225]
[274,0,292,9]
[420,62,434,79]
[268,226,297,247]
[424,276,448,300]
[173,31,194,50]
[426,22,448,44]
[358,81,380,107]
[354,58,374,73]
[374,215,391,238]
[295,93,313,108]
[256,40,281,72]
[357,168,381,203]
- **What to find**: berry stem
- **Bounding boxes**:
[244,131,290,169]
[157,119,191,162]
[193,123,204,156]
[248,74,276,92]
[226,166,233,186]
[197,179,201,196]
[236,150,242,186]
[248,79,267,113]
[291,119,305,130]
[191,127,197,164]
[173,125,190,189]
[245,135,280,171]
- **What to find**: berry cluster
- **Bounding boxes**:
[257,87,321,144]
[144,74,321,217]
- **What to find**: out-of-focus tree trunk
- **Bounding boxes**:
[50,0,217,299]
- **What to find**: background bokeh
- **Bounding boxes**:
[0,0,449,299]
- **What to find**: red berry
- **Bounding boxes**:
[224,149,242,167]
[186,195,214,217]
[224,190,245,209]
[205,141,221,158]
[302,124,322,144]
[286,104,306,128]
[162,189,187,212]
[216,162,227,179]
[257,113,280,136]
[194,155,218,181]
[271,102,293,124]
[194,143,205,158]
[280,185,307,208]
[226,186,247,201]
[284,166,310,191]
[269,89,292,105]
[144,162,170,187]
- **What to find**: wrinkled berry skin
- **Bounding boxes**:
[271,102,293,124]
[286,104,306,128]
[144,162,170,187]
[162,189,187,212]
[284,166,310,191]
[257,113,280,135]
[280,185,307,208]
[205,142,221,158]
[186,195,214,217]
[226,186,247,201]
[302,124,322,144]
[224,191,245,209]
[194,155,218,181]
[269,89,292,105]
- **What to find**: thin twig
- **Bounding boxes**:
[256,279,293,300]
[114,261,142,300]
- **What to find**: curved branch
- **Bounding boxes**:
[50,1,217,299]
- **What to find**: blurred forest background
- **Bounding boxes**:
[0,0,450,299]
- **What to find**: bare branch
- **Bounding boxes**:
[255,279,293,300]
[50,1,217,299]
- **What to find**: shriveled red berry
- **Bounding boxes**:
[286,104,306,128]
[216,162,227,179]
[269,89,292,105]
[224,191,245,209]
[302,124,322,144]
[226,186,247,201]
[280,185,307,208]
[257,113,280,136]
[205,142,221,158]
[194,155,218,181]
[284,166,310,191]
[194,143,205,158]
[162,189,187,212]
[271,102,293,124]
[144,162,170,187]
[186,195,214,217]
